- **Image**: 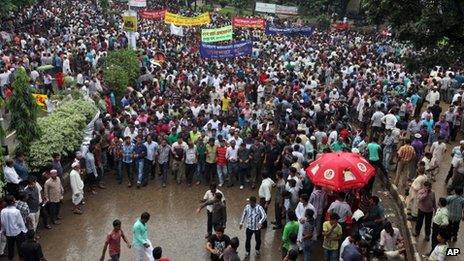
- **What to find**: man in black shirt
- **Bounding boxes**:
[20,230,46,261]
[206,226,230,261]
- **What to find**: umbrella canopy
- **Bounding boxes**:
[305,152,376,191]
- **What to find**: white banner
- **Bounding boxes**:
[255,2,276,13]
[276,5,298,15]
[129,0,146,7]
[170,24,184,36]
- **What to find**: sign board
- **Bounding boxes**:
[201,25,233,43]
[129,0,146,7]
[255,2,276,13]
[275,5,298,15]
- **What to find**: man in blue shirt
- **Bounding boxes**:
[133,212,151,261]
[134,136,147,189]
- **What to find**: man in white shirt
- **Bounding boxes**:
[1,195,27,260]
[144,135,158,185]
[381,110,398,130]
[70,162,84,214]
[295,194,316,247]
[371,107,385,136]
[3,159,21,198]
[226,141,239,187]
[200,184,225,238]
[258,173,275,229]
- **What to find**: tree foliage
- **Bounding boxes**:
[0,0,36,18]
[363,0,464,67]
[103,49,139,100]
[100,0,110,16]
[6,67,40,153]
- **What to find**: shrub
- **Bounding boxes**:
[7,67,40,152]
[28,99,98,171]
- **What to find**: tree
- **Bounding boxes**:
[103,49,139,103]
[104,65,129,98]
[363,0,464,68]
[6,67,40,153]
[0,0,36,19]
[100,0,110,16]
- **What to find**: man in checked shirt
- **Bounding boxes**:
[239,196,267,259]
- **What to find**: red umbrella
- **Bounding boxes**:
[305,152,376,191]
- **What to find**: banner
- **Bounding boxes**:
[32,93,48,107]
[232,17,265,29]
[139,9,166,20]
[275,5,298,15]
[255,2,298,14]
[122,15,137,32]
[129,0,146,7]
[255,2,276,13]
[201,25,233,43]
[200,40,252,59]
[164,12,210,26]
[265,25,313,36]
[170,24,184,36]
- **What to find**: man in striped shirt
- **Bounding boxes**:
[394,139,416,189]
[239,196,266,258]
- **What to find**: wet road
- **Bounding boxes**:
[33,175,324,261]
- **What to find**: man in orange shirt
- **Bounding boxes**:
[394,139,416,189]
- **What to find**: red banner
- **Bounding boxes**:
[139,9,166,20]
[333,22,350,31]
[232,17,266,29]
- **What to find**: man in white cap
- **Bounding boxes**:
[70,161,84,214]
[44,170,64,225]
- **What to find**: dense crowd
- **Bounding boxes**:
[1,0,464,260]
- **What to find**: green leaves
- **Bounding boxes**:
[103,49,140,101]
[363,0,464,69]
[28,100,98,171]
[0,0,36,18]
[6,67,40,153]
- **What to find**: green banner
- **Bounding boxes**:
[201,25,233,43]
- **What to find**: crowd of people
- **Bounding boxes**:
[1,0,464,260]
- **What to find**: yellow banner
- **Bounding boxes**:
[122,15,137,32]
[164,12,210,26]
[32,93,48,107]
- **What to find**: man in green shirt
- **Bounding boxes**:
[322,213,342,261]
[366,137,388,191]
[367,137,381,162]
[196,139,207,185]
[281,210,299,258]
[330,138,347,152]
[132,212,151,261]
[167,129,179,145]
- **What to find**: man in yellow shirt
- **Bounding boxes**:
[221,93,231,113]
[322,213,342,261]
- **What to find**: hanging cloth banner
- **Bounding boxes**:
[170,24,184,36]
[275,5,298,15]
[129,0,146,7]
[232,17,266,29]
[255,2,276,13]
[164,12,210,26]
[200,40,252,59]
[139,9,166,20]
[265,25,313,36]
[201,25,233,43]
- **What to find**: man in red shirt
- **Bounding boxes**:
[100,219,131,261]
[216,139,228,187]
